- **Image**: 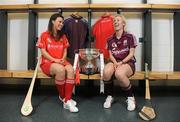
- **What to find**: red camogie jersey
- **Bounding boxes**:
[36,31,69,65]
[92,15,115,59]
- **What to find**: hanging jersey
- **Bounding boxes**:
[63,14,89,59]
[92,15,115,59]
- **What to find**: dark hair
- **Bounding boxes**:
[48,13,64,40]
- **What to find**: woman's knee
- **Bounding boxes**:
[103,71,113,81]
[115,70,125,80]
[51,64,65,74]
[65,65,74,74]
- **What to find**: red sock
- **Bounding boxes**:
[65,79,75,102]
[55,79,65,99]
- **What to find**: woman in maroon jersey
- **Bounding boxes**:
[103,14,137,111]
[36,13,78,113]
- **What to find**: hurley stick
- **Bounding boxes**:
[138,63,156,121]
[21,58,40,116]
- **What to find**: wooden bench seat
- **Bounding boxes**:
[1,70,180,80]
[0,70,12,77]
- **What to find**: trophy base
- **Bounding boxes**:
[81,67,99,75]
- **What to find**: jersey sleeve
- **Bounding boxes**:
[129,34,137,48]
[36,32,46,49]
[63,35,70,48]
[106,39,111,50]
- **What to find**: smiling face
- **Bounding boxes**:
[52,17,64,31]
[113,15,126,31]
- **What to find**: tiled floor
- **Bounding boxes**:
[0,84,180,122]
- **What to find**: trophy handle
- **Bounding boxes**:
[100,53,104,93]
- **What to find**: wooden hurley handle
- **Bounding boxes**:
[145,63,151,100]
[21,58,40,116]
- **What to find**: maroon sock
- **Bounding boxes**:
[121,84,134,97]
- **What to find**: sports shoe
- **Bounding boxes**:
[63,100,79,113]
[103,95,114,108]
[59,96,77,106]
[126,97,136,111]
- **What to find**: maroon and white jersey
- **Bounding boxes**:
[107,32,137,63]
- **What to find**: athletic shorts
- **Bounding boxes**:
[108,59,136,76]
[40,60,70,77]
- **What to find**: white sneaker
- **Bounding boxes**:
[63,100,79,113]
[59,96,77,106]
[103,95,114,108]
[126,97,136,111]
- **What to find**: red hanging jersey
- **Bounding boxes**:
[93,15,115,59]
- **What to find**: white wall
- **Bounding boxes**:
[147,0,180,4]
[7,13,28,70]
[152,13,173,71]
[0,0,33,5]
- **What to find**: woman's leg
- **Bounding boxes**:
[64,64,75,102]
[64,64,79,112]
[103,62,115,96]
[115,63,136,111]
[103,62,115,108]
[50,63,66,99]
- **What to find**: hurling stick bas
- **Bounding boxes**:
[138,63,156,121]
[21,58,40,116]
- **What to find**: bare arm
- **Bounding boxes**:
[62,48,67,61]
[41,48,55,62]
[109,50,117,64]
[121,48,135,63]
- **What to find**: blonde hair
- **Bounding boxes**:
[114,14,127,31]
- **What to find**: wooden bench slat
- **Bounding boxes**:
[37,71,51,78]
[167,72,180,80]
[12,70,34,78]
[130,71,144,80]
[0,70,12,77]
[148,72,167,80]
[1,70,180,81]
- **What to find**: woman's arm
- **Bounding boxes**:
[41,48,60,63]
[121,48,135,63]
[109,50,117,64]
[62,48,67,60]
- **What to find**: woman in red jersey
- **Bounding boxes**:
[103,14,137,111]
[36,13,78,113]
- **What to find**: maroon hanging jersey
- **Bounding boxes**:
[107,32,137,63]
[63,14,89,59]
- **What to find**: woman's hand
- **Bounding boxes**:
[59,58,65,64]
[114,61,123,69]
[53,58,61,63]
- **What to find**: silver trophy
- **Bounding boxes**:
[78,48,100,75]
[73,48,104,93]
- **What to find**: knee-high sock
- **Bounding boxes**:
[65,79,75,102]
[104,76,114,96]
[121,84,134,97]
[55,79,65,99]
